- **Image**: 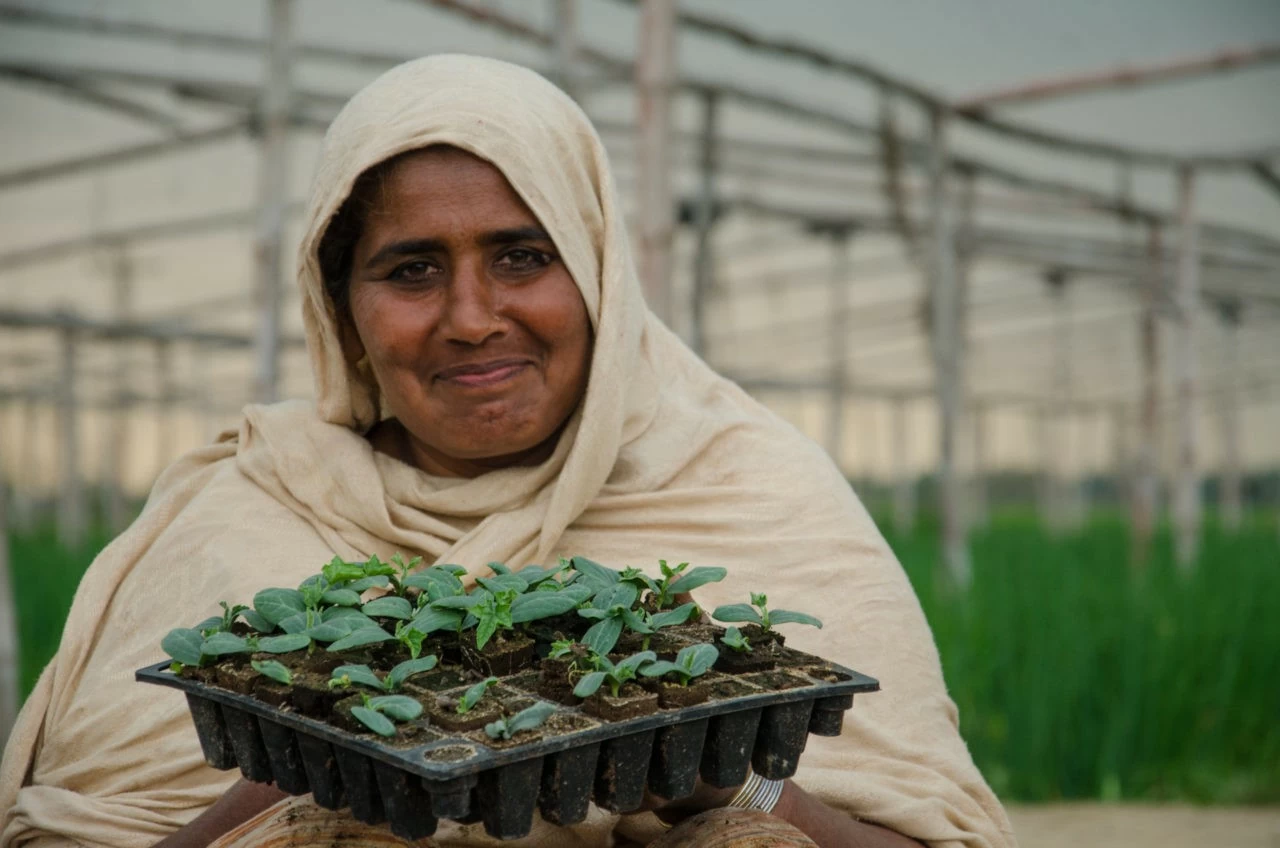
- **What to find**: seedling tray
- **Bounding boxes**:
[137,657,878,840]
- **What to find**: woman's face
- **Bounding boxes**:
[342,147,593,477]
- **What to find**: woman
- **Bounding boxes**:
[0,56,1014,848]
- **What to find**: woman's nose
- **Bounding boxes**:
[440,259,505,346]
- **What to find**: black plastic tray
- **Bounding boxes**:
[137,660,878,840]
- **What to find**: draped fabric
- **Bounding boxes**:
[0,55,1015,848]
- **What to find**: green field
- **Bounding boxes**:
[9,510,1279,803]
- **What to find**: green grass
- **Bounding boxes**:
[6,509,1279,803]
[884,510,1280,804]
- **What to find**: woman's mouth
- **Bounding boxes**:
[435,359,530,388]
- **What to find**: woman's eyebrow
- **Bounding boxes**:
[477,226,552,247]
[364,238,446,269]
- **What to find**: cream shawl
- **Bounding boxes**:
[0,55,1015,848]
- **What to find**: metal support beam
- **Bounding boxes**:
[825,231,853,466]
[927,107,969,585]
[56,327,85,549]
[154,339,176,482]
[251,0,292,404]
[1132,225,1163,564]
[891,397,916,536]
[634,0,677,325]
[104,249,133,534]
[690,90,719,357]
[1216,299,1243,531]
[1173,166,1202,570]
[970,402,989,528]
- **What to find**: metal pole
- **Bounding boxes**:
[826,232,852,466]
[1112,403,1131,512]
[552,0,579,101]
[690,90,719,358]
[13,394,37,530]
[635,0,677,325]
[1216,299,1243,531]
[970,401,989,528]
[0,425,15,746]
[1046,269,1078,530]
[1132,224,1163,565]
[1173,165,1202,570]
[251,0,293,404]
[154,339,175,480]
[104,248,132,533]
[927,107,969,586]
[891,397,916,535]
[57,326,85,550]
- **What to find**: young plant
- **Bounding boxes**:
[199,630,312,658]
[639,643,719,686]
[251,659,293,685]
[650,560,727,610]
[711,592,823,633]
[720,625,752,654]
[483,701,556,741]
[328,655,438,693]
[357,552,426,598]
[351,693,423,737]
[456,676,500,714]
[572,651,657,699]
[577,583,650,656]
[637,601,698,650]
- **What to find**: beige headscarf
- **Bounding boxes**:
[0,55,1014,848]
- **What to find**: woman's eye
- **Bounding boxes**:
[495,248,552,273]
[388,260,439,282]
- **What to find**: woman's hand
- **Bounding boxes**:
[152,779,287,848]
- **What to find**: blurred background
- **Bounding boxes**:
[1,1,1278,845]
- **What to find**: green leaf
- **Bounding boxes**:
[322,588,362,607]
[666,566,727,596]
[306,617,363,643]
[327,627,395,652]
[241,609,277,634]
[711,604,763,626]
[514,561,569,586]
[347,574,390,593]
[582,617,624,656]
[506,701,555,734]
[477,574,528,595]
[639,660,686,681]
[457,676,499,713]
[361,596,413,620]
[721,626,752,653]
[430,594,484,611]
[510,591,581,623]
[615,650,657,675]
[576,607,608,621]
[573,671,607,698]
[570,556,621,590]
[251,659,293,685]
[560,583,594,606]
[258,633,311,653]
[351,705,396,737]
[410,607,463,635]
[403,569,463,599]
[475,616,498,651]
[620,608,654,634]
[648,602,697,630]
[750,592,768,608]
[388,656,438,689]
[679,643,720,677]
[253,587,305,625]
[370,695,423,722]
[768,609,823,629]
[322,558,367,586]
[162,628,205,667]
[277,612,314,635]
[331,664,384,690]
[362,554,397,578]
[201,632,250,656]
[322,606,376,623]
[486,561,512,575]
[592,583,638,611]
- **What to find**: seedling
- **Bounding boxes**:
[251,659,293,685]
[637,601,698,650]
[572,651,657,699]
[640,643,719,686]
[720,626,752,654]
[577,583,650,656]
[350,692,423,737]
[547,639,576,659]
[650,560,727,610]
[328,655,438,693]
[456,676,499,714]
[569,556,623,593]
[484,701,556,741]
[711,592,822,633]
[199,631,312,658]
